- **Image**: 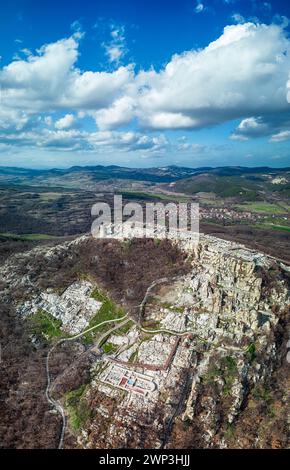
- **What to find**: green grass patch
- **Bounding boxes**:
[0,232,59,241]
[118,190,189,202]
[66,385,92,432]
[235,202,286,214]
[153,300,185,314]
[252,385,275,417]
[202,366,222,385]
[246,343,256,362]
[28,309,64,341]
[221,356,238,396]
[202,356,238,397]
[82,287,126,344]
[113,320,134,335]
[101,341,118,354]
[255,223,290,233]
[128,350,138,363]
[90,287,107,302]
[271,224,290,232]
[224,423,235,440]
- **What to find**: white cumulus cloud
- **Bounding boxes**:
[1,20,290,156]
[195,2,205,14]
[55,114,76,130]
[270,130,290,142]
[135,22,290,130]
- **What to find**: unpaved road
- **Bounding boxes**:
[45,314,127,449]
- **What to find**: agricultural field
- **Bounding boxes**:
[235,202,290,214]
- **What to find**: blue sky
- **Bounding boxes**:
[0,0,290,168]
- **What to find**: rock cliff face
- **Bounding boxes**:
[163,235,289,448]
[75,234,288,449]
[178,234,288,342]
[0,234,289,449]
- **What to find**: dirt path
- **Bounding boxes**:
[45,314,127,449]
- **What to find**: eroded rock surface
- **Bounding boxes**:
[0,234,289,449]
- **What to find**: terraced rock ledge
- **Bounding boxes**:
[0,233,289,449]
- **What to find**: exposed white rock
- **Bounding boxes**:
[16,281,102,335]
[160,310,187,332]
[138,334,177,366]
[1,231,289,449]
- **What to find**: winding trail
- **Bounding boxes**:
[140,326,244,354]
[46,275,245,449]
[137,276,181,323]
[45,275,178,449]
[45,313,127,449]
[94,318,131,350]
[140,326,193,336]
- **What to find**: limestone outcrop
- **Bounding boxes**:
[0,232,289,449]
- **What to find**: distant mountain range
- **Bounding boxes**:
[0,164,289,184]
